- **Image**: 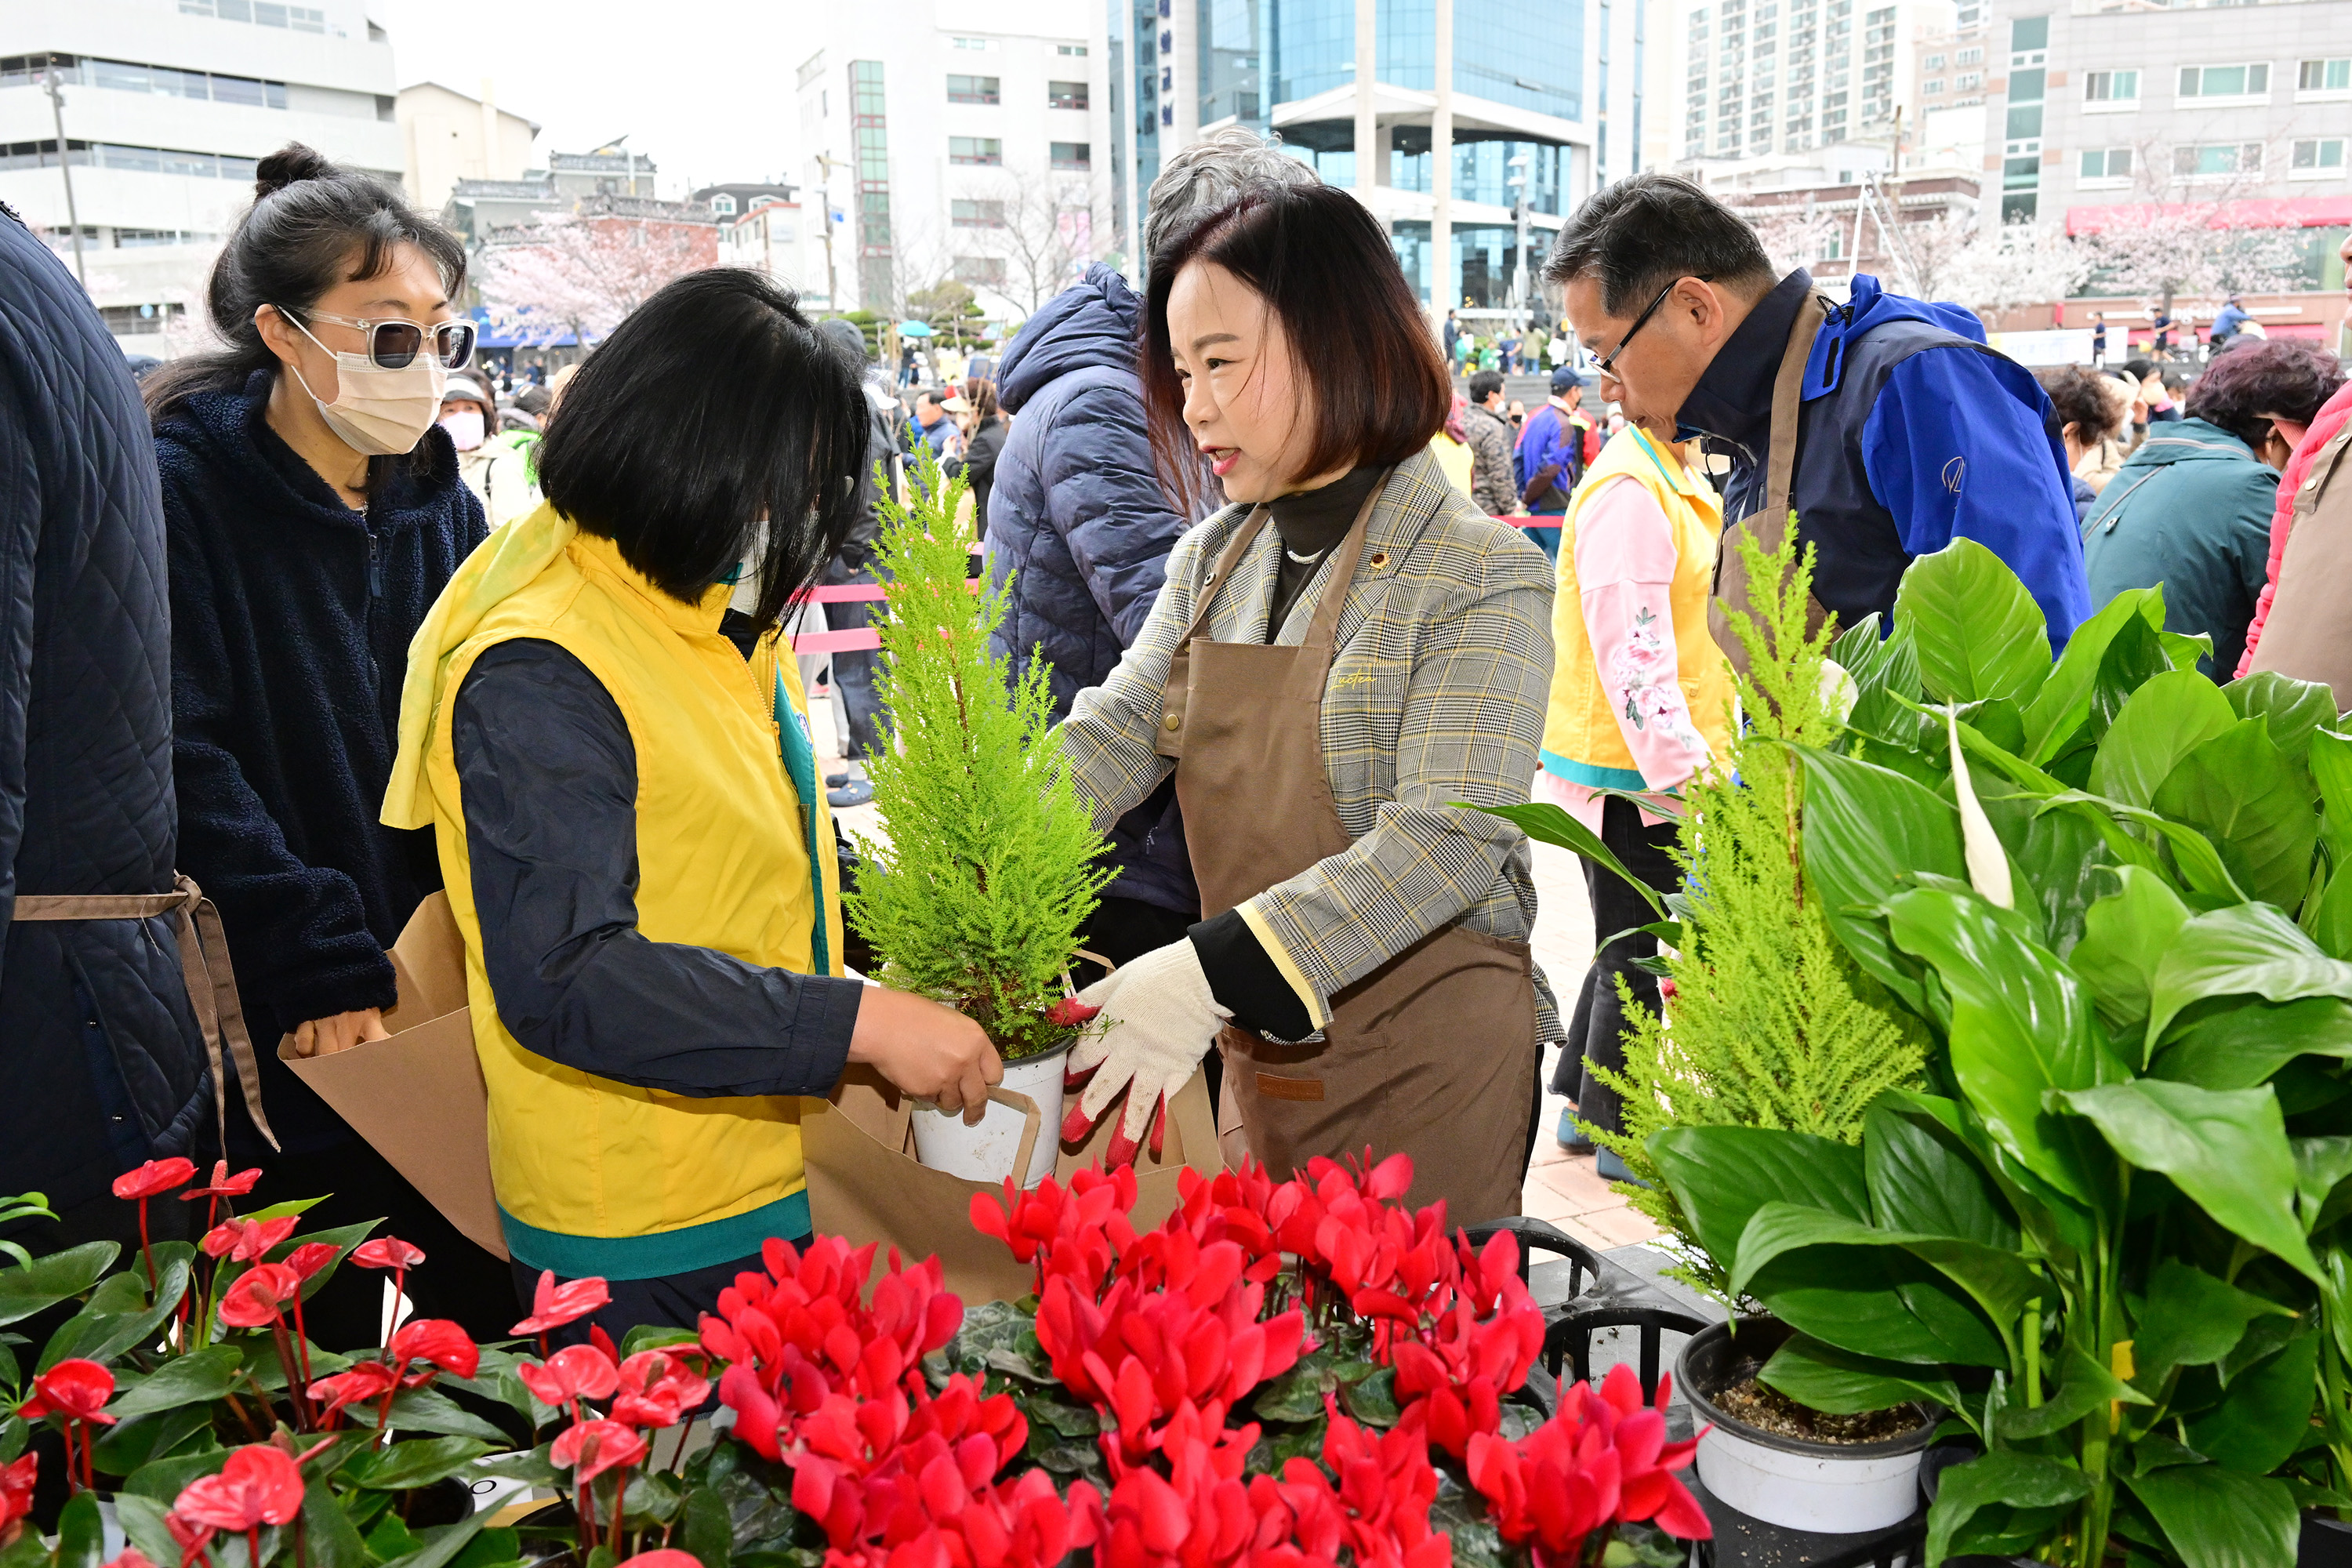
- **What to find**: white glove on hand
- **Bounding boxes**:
[1062,938,1232,1164]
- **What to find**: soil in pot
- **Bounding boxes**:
[1715,1374,1924,1444]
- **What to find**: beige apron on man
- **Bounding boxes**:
[1708,290,1837,669]
[1152,481,1539,1222]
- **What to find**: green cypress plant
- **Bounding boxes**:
[842,449,1115,1059]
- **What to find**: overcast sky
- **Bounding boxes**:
[379,0,808,196]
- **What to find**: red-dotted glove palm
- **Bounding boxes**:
[1061,938,1231,1167]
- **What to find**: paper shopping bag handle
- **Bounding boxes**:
[887,1084,1044,1183]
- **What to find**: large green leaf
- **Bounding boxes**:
[1997,1345,2153,1439]
[1863,1101,2017,1249]
[2310,728,2352,869]
[344,1386,510,1442]
[38,1254,192,1371]
[2025,587,2165,762]
[1473,801,1664,920]
[2121,1464,2299,1568]
[2088,607,2176,739]
[1886,884,2126,1204]
[1757,1332,1960,1418]
[105,1345,242,1421]
[2071,866,2193,1030]
[54,1488,105,1568]
[2229,671,2340,763]
[110,1493,185,1568]
[0,1241,118,1326]
[1988,793,2110,957]
[303,1475,374,1568]
[343,1436,497,1490]
[2057,1079,2321,1282]
[1893,538,2052,708]
[1729,1203,2031,1368]
[2089,669,2238,809]
[1926,1450,2090,1567]
[1646,1125,1868,1267]
[2150,996,2352,1091]
[1745,1239,2009,1367]
[2130,1258,2295,1387]
[2182,1324,2319,1473]
[2144,902,2352,1051]
[1788,745,1967,1011]
[2309,868,2352,960]
[2153,719,2321,909]
[376,1505,496,1568]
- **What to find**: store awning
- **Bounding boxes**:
[2064,194,2352,235]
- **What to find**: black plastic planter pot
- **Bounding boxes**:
[2302,1511,2352,1568]
[1676,1316,1937,1534]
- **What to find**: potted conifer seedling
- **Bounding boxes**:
[843,448,1113,1186]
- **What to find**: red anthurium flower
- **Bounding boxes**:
[0,1453,37,1544]
[307,1362,401,1422]
[612,1554,702,1568]
[350,1237,426,1272]
[517,1345,620,1413]
[112,1158,197,1201]
[514,1270,612,1336]
[217,1263,302,1330]
[178,1162,262,1201]
[170,1446,304,1531]
[199,1215,297,1263]
[387,1319,481,1382]
[20,1359,117,1425]
[550,1417,648,1485]
[100,1551,158,1568]
[284,1243,340,1281]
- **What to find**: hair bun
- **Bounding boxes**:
[255,143,336,198]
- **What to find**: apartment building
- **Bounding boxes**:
[0,0,403,357]
[793,0,1114,322]
[1669,0,1956,165]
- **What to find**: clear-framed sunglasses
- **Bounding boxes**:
[281,307,477,370]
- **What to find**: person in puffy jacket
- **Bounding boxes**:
[144,143,511,1341]
[1460,371,1519,519]
[989,129,1319,982]
[2082,339,2344,677]
[0,205,212,1251]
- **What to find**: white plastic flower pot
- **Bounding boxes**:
[909,1039,1069,1187]
[1678,1317,1936,1534]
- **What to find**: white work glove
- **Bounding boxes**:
[1061,938,1232,1166]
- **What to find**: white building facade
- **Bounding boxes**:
[1666,0,1955,169]
[793,0,1116,325]
[2,0,403,357]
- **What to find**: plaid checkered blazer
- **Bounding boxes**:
[1061,448,1562,1040]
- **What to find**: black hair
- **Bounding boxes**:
[1468,370,1506,403]
[1542,172,1777,314]
[145,143,467,427]
[2122,357,2155,381]
[535,268,866,631]
[1142,183,1451,514]
[2185,339,2348,452]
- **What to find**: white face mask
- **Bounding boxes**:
[283,314,448,457]
[439,408,486,451]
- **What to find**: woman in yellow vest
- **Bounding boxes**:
[380,270,999,1337]
[1535,416,1732,1180]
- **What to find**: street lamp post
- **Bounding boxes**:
[1507,152,1530,346]
[41,60,85,285]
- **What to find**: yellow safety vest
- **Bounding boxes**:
[416,530,845,1278]
[1541,427,1734,790]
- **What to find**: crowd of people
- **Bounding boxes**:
[5,125,2350,1337]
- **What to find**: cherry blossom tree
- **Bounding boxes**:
[478,212,714,347]
[1940,223,2092,328]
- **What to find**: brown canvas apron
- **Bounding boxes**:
[1709,290,1836,670]
[1153,488,1538,1222]
[13,874,277,1154]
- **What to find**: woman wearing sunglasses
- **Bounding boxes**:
[143,142,513,1341]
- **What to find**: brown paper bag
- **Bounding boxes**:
[277,893,510,1261]
[803,1062,1222,1304]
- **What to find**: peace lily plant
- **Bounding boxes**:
[1515,533,2352,1568]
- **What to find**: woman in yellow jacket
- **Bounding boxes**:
[381,270,996,1338]
[1534,417,1732,1179]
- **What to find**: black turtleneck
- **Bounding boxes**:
[1264,465,1384,640]
[1674,268,1813,459]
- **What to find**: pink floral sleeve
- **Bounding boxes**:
[1573,477,1713,793]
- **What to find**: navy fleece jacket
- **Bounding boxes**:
[156,372,488,1155]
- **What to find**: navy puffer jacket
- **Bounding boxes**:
[989,265,1196,916]
[0,206,210,1213]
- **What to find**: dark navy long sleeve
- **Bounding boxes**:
[452,638,863,1098]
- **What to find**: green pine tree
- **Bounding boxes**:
[1591,524,1926,1301]
[842,449,1116,1059]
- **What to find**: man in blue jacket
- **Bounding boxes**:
[1544,173,2089,648]
[0,203,210,1247]
[990,128,1318,983]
